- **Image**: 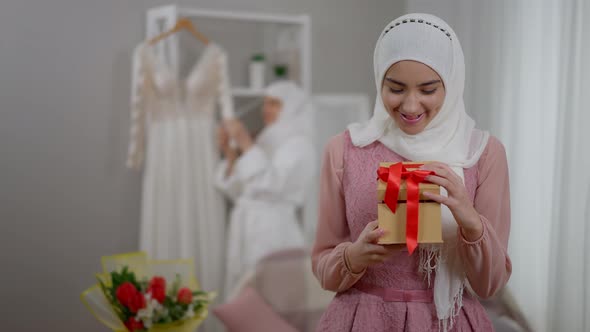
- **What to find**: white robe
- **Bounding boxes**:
[215,135,315,298]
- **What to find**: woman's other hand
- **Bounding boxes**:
[421,162,484,241]
[346,220,405,273]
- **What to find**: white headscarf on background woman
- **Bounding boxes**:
[255,81,317,247]
[348,13,489,330]
[256,81,314,154]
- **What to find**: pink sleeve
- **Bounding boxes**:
[311,133,366,292]
[458,136,512,298]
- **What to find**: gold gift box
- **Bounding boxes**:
[377,162,443,245]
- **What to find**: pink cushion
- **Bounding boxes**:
[213,287,299,332]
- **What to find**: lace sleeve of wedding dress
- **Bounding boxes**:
[126,44,148,169]
[217,49,235,120]
[213,47,244,201]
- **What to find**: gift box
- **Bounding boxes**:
[376,162,443,253]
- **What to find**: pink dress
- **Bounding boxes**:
[312,131,512,331]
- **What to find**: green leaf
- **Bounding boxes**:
[98,276,128,322]
[169,274,181,297]
[98,265,145,323]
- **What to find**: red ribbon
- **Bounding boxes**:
[377,163,435,254]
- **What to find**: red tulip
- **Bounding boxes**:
[124,317,145,332]
[148,276,167,304]
[115,282,146,313]
[116,282,138,307]
[177,287,193,305]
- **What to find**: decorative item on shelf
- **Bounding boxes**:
[273,28,300,82]
[273,64,288,79]
[249,53,266,90]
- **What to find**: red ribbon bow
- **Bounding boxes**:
[377,163,435,254]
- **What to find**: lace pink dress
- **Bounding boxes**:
[311,131,512,331]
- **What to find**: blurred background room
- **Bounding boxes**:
[1,0,588,331]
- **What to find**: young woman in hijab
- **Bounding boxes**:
[312,14,511,331]
[216,80,316,299]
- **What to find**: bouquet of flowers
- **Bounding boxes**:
[81,252,216,332]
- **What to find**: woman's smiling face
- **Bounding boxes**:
[381,60,446,135]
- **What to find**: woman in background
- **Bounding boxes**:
[216,81,316,299]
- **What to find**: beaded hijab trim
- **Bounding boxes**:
[384,18,453,40]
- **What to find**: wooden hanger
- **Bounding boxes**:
[148,17,210,46]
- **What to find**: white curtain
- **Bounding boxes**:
[404,1,590,330]
[481,2,561,331]
[547,0,590,330]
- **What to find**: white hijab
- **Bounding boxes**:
[348,14,489,330]
[256,81,314,154]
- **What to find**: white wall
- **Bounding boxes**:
[0,0,404,331]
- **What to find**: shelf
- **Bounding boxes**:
[178,7,309,25]
[141,5,312,292]
[147,6,311,92]
[231,88,265,97]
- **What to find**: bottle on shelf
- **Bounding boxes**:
[249,53,266,90]
[273,29,300,82]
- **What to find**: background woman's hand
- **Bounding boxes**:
[346,220,405,273]
[217,125,229,151]
[223,118,253,153]
[217,126,237,160]
[217,125,239,178]
[420,162,483,240]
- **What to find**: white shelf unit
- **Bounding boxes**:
[145,5,312,96]
[230,87,266,97]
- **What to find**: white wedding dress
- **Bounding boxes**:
[127,42,232,314]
